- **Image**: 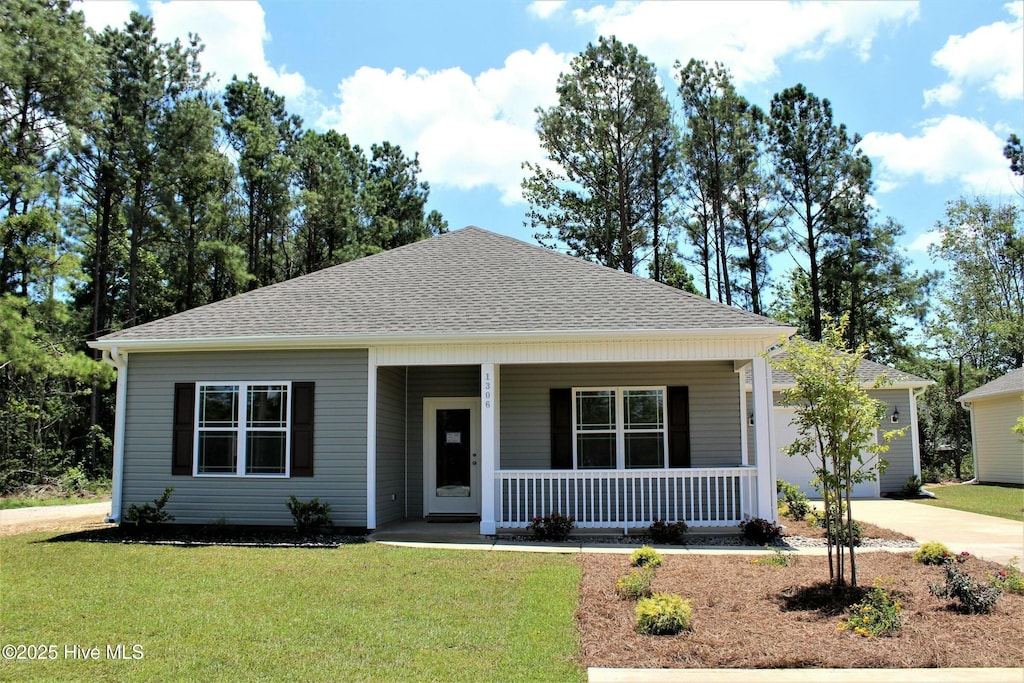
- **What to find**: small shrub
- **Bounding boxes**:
[616,568,655,600]
[286,495,333,534]
[636,593,692,635]
[630,545,663,569]
[776,479,811,520]
[647,519,687,544]
[929,552,1002,614]
[751,546,794,567]
[527,510,575,541]
[59,465,90,494]
[124,487,174,525]
[901,475,923,496]
[987,558,1024,594]
[740,517,782,544]
[838,580,904,638]
[913,541,952,565]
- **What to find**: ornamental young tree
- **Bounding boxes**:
[770,315,906,587]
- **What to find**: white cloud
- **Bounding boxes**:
[907,229,942,253]
[924,2,1024,106]
[527,1,566,20]
[860,115,1022,195]
[77,1,311,103]
[148,1,309,102]
[74,0,138,31]
[568,0,919,85]
[317,45,570,204]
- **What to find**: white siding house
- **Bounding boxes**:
[957,368,1024,485]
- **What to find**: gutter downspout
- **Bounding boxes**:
[101,347,127,523]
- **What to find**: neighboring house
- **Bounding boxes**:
[745,352,932,499]
[90,227,804,534]
[957,368,1024,486]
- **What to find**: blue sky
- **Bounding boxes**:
[79,0,1023,282]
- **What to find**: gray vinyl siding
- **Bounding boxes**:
[745,388,917,494]
[121,349,368,527]
[874,389,914,493]
[376,366,406,525]
[405,365,480,517]
[499,361,743,470]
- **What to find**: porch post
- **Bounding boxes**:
[751,354,777,521]
[366,349,377,531]
[480,363,498,534]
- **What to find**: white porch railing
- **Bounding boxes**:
[495,467,757,531]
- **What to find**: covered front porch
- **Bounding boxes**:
[366,338,780,535]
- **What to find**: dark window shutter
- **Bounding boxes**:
[172,383,195,475]
[668,386,690,468]
[291,382,315,477]
[550,388,572,470]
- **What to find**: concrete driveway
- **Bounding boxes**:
[851,499,1023,565]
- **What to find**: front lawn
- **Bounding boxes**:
[916,482,1024,522]
[0,534,582,682]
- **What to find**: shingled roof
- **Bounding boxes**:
[95,227,791,347]
[744,346,931,388]
[957,367,1024,402]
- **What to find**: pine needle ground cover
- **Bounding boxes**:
[578,551,1024,669]
[0,535,582,682]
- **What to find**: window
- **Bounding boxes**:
[195,382,290,476]
[572,387,667,469]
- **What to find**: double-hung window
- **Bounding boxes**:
[195,382,291,476]
[573,387,667,469]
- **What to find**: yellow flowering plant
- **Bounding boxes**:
[838,579,904,638]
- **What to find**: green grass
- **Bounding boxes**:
[0,535,584,681]
[916,483,1024,522]
[0,494,110,510]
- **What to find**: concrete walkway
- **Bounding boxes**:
[589,667,1024,682]
[849,499,1023,565]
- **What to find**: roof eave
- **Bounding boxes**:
[88,325,797,354]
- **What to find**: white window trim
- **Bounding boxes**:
[193,381,292,478]
[571,386,669,470]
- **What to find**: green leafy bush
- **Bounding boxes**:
[808,512,863,546]
[987,558,1024,594]
[527,511,575,541]
[901,475,923,496]
[635,593,692,635]
[776,480,811,520]
[59,465,90,494]
[751,546,794,567]
[838,580,904,638]
[286,495,333,534]
[647,519,687,544]
[630,545,663,568]
[740,517,782,544]
[615,568,655,600]
[929,552,1002,614]
[124,487,174,525]
[913,541,952,565]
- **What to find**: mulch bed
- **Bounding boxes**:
[781,516,915,542]
[578,551,1024,669]
[40,525,366,548]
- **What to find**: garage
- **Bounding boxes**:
[774,408,880,499]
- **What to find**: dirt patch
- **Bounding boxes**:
[0,518,108,538]
[577,551,1024,669]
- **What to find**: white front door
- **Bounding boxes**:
[424,398,481,515]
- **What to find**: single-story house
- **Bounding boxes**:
[746,353,931,499]
[90,226,917,535]
[957,368,1024,485]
